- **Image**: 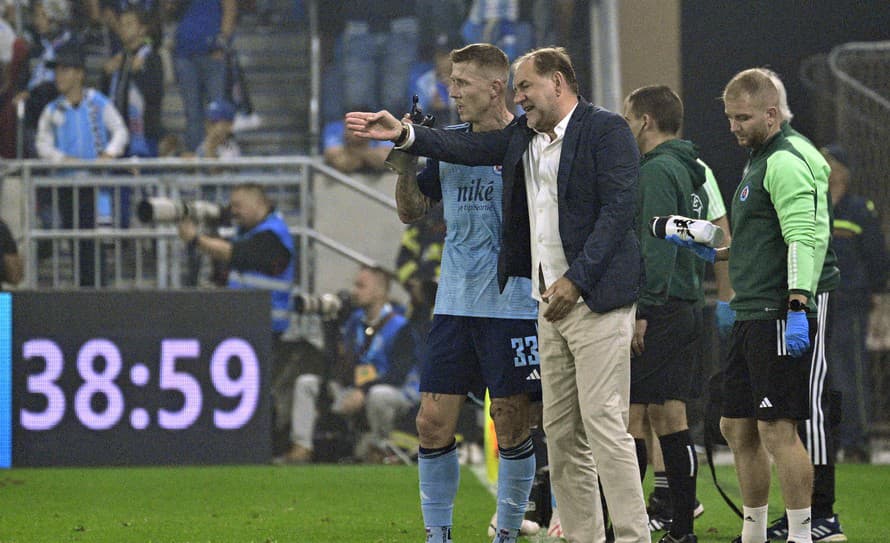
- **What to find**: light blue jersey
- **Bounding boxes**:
[417,124,537,319]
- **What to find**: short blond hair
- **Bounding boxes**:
[450,43,510,81]
[723,68,779,109]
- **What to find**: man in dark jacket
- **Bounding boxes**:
[823,143,888,463]
[346,47,648,543]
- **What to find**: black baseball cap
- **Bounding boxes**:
[47,45,86,70]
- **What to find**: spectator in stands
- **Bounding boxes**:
[278,264,416,464]
[331,3,419,114]
[0,1,15,74]
[92,0,163,48]
[323,107,390,174]
[35,43,128,161]
[196,98,240,158]
[14,0,77,157]
[34,42,128,286]
[532,0,575,48]
[0,217,23,289]
[0,0,30,158]
[823,143,888,464]
[460,0,533,61]
[167,0,236,151]
[415,0,465,60]
[101,6,163,158]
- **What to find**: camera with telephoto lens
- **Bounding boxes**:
[293,290,352,321]
[137,197,231,225]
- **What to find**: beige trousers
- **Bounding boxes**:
[538,301,649,543]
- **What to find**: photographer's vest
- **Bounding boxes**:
[228,212,295,333]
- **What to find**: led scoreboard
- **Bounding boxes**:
[0,291,272,467]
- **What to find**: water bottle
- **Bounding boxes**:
[649,215,725,247]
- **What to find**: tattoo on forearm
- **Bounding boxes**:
[396,174,430,222]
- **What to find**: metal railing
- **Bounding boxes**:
[4,156,396,293]
[801,41,890,238]
[800,41,890,440]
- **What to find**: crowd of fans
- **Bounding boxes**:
[0,0,270,162]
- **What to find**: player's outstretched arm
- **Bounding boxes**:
[345,111,403,142]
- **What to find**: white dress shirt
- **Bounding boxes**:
[524,104,578,302]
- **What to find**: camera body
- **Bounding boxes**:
[138,197,231,225]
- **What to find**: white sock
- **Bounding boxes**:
[786,507,813,543]
[741,504,768,543]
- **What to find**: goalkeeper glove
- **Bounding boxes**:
[785,310,810,357]
[665,234,716,263]
[715,300,735,338]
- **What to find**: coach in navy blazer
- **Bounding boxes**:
[406,99,644,313]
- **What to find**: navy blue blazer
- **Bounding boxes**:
[409,98,643,313]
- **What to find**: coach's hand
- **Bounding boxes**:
[665,234,716,263]
[345,110,402,141]
[785,310,810,357]
[542,276,581,322]
[632,319,647,356]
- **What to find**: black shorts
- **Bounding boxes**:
[420,314,541,400]
[721,317,816,421]
[630,299,701,404]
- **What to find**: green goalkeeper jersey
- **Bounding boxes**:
[781,122,841,294]
[729,130,824,320]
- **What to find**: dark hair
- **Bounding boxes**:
[359,264,392,292]
[627,85,684,135]
[450,43,510,79]
[514,47,579,94]
[119,6,150,27]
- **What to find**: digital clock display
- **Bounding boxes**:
[8,291,272,467]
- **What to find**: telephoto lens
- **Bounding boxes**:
[649,215,724,247]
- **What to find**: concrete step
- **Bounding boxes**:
[162,102,306,130]
[233,30,308,56]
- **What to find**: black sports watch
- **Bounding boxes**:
[788,299,806,312]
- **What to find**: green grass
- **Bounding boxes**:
[0,463,887,542]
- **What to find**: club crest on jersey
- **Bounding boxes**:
[691,193,703,218]
[493,165,503,175]
[739,184,750,202]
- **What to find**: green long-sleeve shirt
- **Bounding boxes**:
[637,139,709,315]
[781,122,841,294]
[729,131,823,320]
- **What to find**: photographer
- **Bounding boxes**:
[278,265,417,464]
[176,182,295,334]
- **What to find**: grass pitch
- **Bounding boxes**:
[0,463,887,542]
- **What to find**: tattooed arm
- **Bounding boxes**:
[396,157,434,224]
